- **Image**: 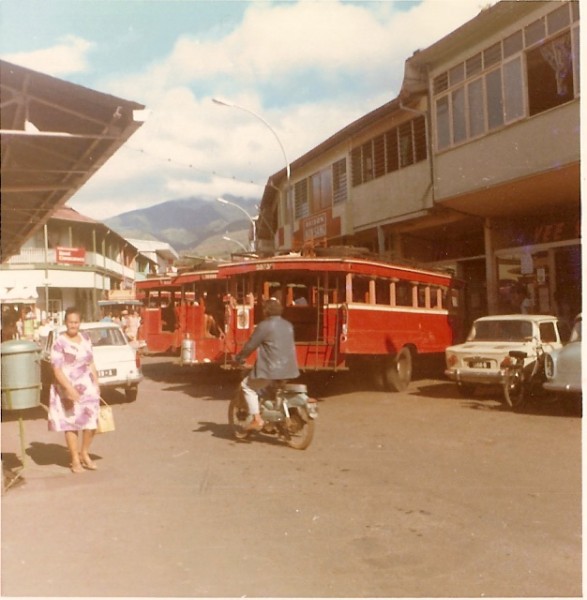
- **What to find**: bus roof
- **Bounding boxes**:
[135,277,176,291]
[172,269,221,285]
[97,299,143,307]
[218,255,456,285]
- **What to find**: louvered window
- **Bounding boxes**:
[332,159,347,205]
[294,180,309,219]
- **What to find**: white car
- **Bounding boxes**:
[544,314,582,402]
[42,322,142,402]
[445,314,565,396]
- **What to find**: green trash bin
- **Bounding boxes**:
[1,339,41,410]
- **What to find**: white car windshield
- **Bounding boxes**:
[85,328,127,347]
[468,319,533,342]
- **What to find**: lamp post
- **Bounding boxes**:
[222,235,249,253]
[212,98,290,181]
[213,98,291,251]
[216,197,257,251]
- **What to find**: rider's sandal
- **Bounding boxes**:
[246,419,264,431]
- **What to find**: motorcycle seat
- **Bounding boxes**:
[283,383,307,393]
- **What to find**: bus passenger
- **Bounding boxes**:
[204,293,224,337]
[293,289,308,306]
[162,302,177,332]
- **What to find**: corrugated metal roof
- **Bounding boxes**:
[1,60,146,262]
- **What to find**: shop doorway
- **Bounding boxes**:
[553,245,582,327]
[461,258,487,329]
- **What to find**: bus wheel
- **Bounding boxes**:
[383,347,412,392]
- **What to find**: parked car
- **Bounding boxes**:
[544,314,582,405]
[445,314,565,397]
[41,322,142,402]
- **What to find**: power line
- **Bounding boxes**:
[123,143,265,189]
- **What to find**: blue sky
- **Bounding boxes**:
[0,0,484,220]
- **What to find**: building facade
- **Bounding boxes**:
[258,0,580,330]
[0,207,157,326]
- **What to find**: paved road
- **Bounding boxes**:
[1,356,581,598]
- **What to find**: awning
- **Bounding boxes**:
[1,60,146,262]
[0,286,39,304]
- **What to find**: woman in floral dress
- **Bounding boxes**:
[48,307,101,473]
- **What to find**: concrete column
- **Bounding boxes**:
[377,226,385,255]
[484,218,498,314]
[388,232,403,260]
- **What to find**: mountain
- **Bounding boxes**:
[104,196,258,256]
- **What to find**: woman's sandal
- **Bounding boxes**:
[80,457,98,471]
[70,463,84,474]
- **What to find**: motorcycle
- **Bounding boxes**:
[228,377,318,450]
[501,343,547,409]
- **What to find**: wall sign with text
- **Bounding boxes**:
[56,246,86,265]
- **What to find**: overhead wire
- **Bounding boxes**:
[122,143,266,190]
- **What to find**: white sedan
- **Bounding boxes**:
[42,321,142,402]
[445,314,565,397]
[544,314,582,404]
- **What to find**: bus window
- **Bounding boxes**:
[352,276,370,303]
[161,302,177,332]
[396,281,411,306]
[290,285,310,306]
[319,275,344,305]
[418,285,431,309]
[376,278,391,305]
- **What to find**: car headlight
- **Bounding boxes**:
[544,354,555,379]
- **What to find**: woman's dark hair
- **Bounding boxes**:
[263,298,283,317]
[64,306,82,320]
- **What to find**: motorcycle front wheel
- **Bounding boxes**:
[503,368,525,409]
[228,389,251,439]
[285,407,315,450]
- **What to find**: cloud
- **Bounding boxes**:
[69,0,487,219]
[2,35,94,76]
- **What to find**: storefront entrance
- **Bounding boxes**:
[496,242,581,325]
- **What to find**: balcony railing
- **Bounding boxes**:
[6,247,135,280]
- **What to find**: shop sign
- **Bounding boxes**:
[303,212,327,241]
[532,219,580,244]
[56,246,86,265]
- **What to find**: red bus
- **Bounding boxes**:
[172,268,227,365]
[136,255,462,390]
[218,255,461,390]
[135,267,226,360]
[135,275,182,354]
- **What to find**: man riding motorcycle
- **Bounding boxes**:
[233,298,300,430]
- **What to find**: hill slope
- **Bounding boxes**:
[104,196,258,254]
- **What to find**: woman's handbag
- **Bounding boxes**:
[96,398,115,433]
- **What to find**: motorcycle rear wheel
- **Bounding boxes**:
[228,389,251,439]
[285,407,315,450]
[503,368,525,409]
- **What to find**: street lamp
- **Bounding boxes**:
[212,98,290,181]
[216,197,256,251]
[213,98,292,250]
[222,235,248,253]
